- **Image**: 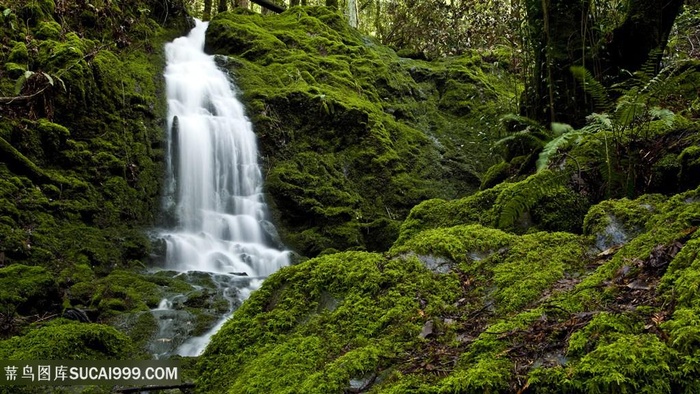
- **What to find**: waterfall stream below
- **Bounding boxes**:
[150,20,289,358]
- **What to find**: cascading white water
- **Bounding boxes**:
[156,19,289,357]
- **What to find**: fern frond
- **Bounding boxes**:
[499,113,542,133]
[495,170,563,229]
[614,99,645,128]
[550,122,573,137]
[649,107,675,128]
[637,48,663,81]
[536,130,586,172]
[570,65,612,112]
[581,113,613,133]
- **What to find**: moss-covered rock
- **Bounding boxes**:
[204,7,515,255]
[196,173,700,392]
[394,169,591,246]
[0,319,134,360]
[583,194,665,250]
[480,161,511,190]
[0,264,60,326]
[196,251,463,392]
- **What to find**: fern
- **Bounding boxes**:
[570,65,612,112]
[648,107,675,128]
[536,129,587,172]
[614,97,646,129]
[495,170,563,229]
[581,113,613,133]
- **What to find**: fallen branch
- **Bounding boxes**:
[0,136,52,184]
[0,86,50,104]
[250,0,286,13]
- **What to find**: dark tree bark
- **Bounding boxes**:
[218,0,228,13]
[603,0,685,79]
[521,0,593,127]
[522,0,686,128]
[203,0,212,20]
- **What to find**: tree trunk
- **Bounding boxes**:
[235,0,250,9]
[602,0,685,79]
[347,0,358,28]
[250,0,285,13]
[521,0,592,127]
[218,0,228,13]
[203,0,212,20]
[522,0,685,128]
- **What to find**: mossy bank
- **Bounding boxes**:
[197,176,700,393]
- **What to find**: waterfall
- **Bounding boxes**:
[155,19,289,357]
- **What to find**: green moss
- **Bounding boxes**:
[4,61,26,79]
[582,195,664,250]
[121,311,158,352]
[17,0,55,27]
[34,20,61,40]
[493,232,585,312]
[394,184,507,247]
[396,169,589,246]
[205,13,285,59]
[438,357,512,393]
[0,319,134,360]
[574,334,675,394]
[567,312,642,357]
[0,264,60,319]
[8,41,28,63]
[204,7,514,255]
[480,161,511,190]
[196,251,461,392]
[94,270,163,315]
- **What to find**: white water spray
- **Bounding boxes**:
[157,20,289,357]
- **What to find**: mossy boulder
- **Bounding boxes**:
[583,194,665,250]
[0,264,60,321]
[204,7,515,255]
[480,161,511,190]
[196,251,462,392]
[0,319,134,360]
[395,169,591,245]
[0,0,190,359]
